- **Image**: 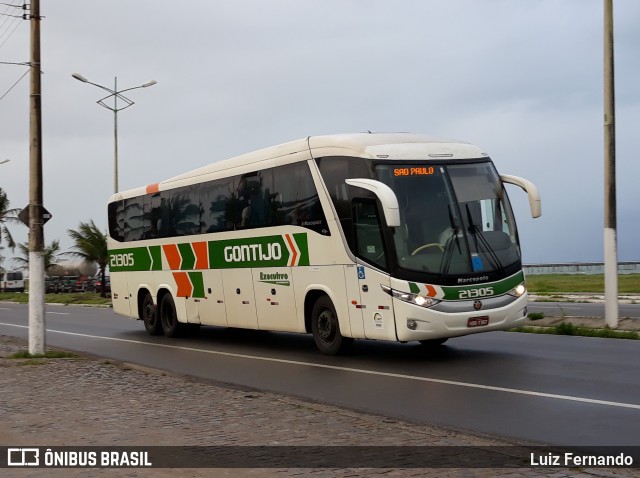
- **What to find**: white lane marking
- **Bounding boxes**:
[47,312,70,315]
[1,322,639,411]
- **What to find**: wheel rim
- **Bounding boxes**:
[317,309,336,343]
[144,301,154,324]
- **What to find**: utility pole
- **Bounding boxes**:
[603,0,618,329]
[28,0,45,354]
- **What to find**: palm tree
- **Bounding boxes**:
[12,239,62,272]
[67,220,108,297]
[0,187,20,252]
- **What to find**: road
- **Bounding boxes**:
[527,301,640,319]
[1,302,639,447]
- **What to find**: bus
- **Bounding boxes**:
[107,133,541,354]
[0,270,25,293]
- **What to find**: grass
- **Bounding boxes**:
[0,292,112,306]
[526,273,640,294]
[9,350,78,359]
[512,322,639,340]
[527,312,545,321]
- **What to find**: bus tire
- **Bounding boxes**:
[142,292,162,336]
[160,293,182,338]
[311,295,352,355]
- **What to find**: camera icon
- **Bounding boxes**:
[7,448,40,466]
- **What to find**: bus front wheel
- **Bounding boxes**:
[311,296,352,355]
[142,293,162,336]
[160,293,182,338]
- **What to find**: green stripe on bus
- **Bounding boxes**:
[440,271,524,301]
[178,243,195,270]
[293,233,310,266]
[208,234,307,269]
[110,233,310,271]
[188,272,205,298]
[109,247,152,272]
[149,246,162,271]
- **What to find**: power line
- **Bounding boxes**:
[0,1,28,19]
[0,15,22,48]
[0,1,25,48]
[0,66,28,101]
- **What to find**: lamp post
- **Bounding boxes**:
[71,74,157,193]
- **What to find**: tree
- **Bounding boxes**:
[67,221,108,297]
[0,187,20,252]
[12,239,62,272]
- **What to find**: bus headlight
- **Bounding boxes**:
[381,285,440,308]
[508,282,526,298]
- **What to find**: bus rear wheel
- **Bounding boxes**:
[311,296,352,355]
[142,293,162,336]
[160,293,182,338]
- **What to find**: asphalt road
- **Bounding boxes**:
[1,302,639,447]
[527,301,640,319]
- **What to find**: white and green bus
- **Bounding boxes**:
[107,133,541,354]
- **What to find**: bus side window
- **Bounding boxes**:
[272,162,329,234]
[235,171,270,229]
[317,156,372,248]
[108,200,124,242]
[352,199,387,270]
[124,197,145,241]
[200,177,234,233]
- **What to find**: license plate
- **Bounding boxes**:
[467,316,489,328]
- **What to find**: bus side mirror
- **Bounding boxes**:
[345,178,400,227]
[500,174,542,218]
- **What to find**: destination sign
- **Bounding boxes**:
[393,167,435,177]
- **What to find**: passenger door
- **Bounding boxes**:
[351,199,395,340]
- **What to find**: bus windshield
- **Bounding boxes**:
[375,161,521,279]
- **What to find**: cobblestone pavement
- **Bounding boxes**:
[0,335,637,478]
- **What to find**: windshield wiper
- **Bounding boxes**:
[439,205,462,280]
[465,204,505,275]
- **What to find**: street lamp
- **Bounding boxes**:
[71,73,157,193]
[0,159,10,165]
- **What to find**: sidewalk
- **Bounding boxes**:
[1,335,638,478]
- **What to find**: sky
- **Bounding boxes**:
[0,0,639,268]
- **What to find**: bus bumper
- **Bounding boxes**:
[393,293,529,342]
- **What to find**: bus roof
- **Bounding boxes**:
[307,132,487,160]
[111,133,488,201]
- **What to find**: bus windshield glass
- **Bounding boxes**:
[375,161,521,279]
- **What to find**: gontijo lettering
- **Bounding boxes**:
[224,243,282,263]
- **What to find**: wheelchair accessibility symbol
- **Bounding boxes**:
[357,266,366,280]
